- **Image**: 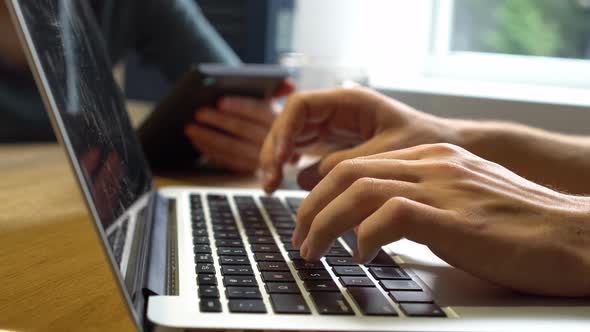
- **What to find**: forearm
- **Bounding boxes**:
[457,120,590,194]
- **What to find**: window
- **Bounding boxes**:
[428,0,590,89]
[292,0,590,102]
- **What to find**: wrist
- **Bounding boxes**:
[444,119,483,150]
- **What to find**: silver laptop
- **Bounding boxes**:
[7,0,590,331]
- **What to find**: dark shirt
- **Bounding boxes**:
[0,0,240,142]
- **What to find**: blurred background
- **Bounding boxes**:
[123,0,590,135]
[127,0,590,93]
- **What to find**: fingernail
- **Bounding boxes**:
[300,239,309,260]
[291,232,302,248]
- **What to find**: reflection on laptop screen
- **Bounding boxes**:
[18,0,153,229]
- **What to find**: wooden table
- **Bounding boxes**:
[0,143,260,331]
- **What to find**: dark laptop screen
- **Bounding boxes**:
[15,0,153,230]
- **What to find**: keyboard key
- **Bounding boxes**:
[248,236,275,244]
[266,282,301,294]
[332,266,366,276]
[226,287,262,299]
[262,271,294,282]
[207,194,228,201]
[210,218,234,225]
[309,292,354,315]
[380,280,422,291]
[274,222,294,229]
[196,263,215,274]
[325,248,352,257]
[254,253,284,262]
[197,273,217,286]
[193,228,208,237]
[228,299,267,313]
[193,236,210,245]
[251,244,280,253]
[339,277,374,287]
[213,224,237,232]
[367,250,397,267]
[194,244,211,254]
[200,298,222,312]
[369,267,410,280]
[348,287,397,316]
[389,291,434,303]
[287,251,304,260]
[192,221,206,229]
[292,260,324,270]
[325,257,355,266]
[257,262,290,271]
[221,265,254,276]
[195,254,213,263]
[219,256,249,265]
[198,285,219,298]
[399,303,445,317]
[279,235,293,243]
[215,239,243,247]
[298,269,332,280]
[223,276,258,287]
[245,228,271,236]
[214,231,241,240]
[217,247,247,256]
[304,280,339,292]
[276,228,294,236]
[269,294,311,314]
[282,243,298,251]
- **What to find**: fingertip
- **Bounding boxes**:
[300,238,310,260]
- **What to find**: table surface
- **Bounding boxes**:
[0,142,261,331]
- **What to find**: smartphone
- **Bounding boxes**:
[137,64,289,170]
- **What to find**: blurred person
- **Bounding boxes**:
[0,0,292,173]
[261,87,590,297]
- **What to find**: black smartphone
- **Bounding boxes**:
[137,64,289,170]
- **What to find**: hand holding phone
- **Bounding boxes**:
[138,64,292,171]
[185,79,294,173]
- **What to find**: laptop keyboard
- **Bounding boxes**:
[190,193,446,317]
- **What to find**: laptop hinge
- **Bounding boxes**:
[132,190,170,330]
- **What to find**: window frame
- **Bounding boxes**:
[426,0,590,90]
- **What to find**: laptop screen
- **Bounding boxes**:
[14,0,153,230]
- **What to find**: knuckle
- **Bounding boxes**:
[384,197,411,219]
[332,159,361,181]
[350,177,377,199]
[429,143,463,155]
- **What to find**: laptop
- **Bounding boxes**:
[6,0,590,331]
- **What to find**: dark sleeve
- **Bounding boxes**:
[96,0,241,81]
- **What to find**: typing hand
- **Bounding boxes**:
[185,79,295,174]
[259,87,461,193]
[293,143,590,296]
